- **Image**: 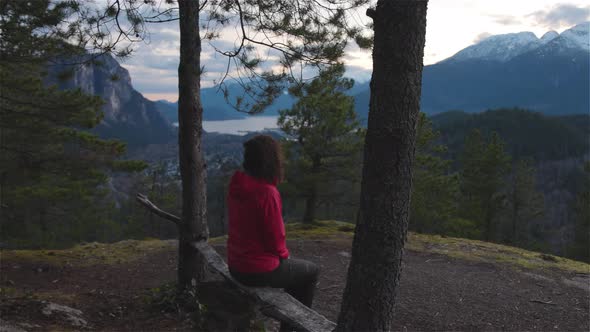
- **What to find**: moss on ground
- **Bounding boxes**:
[285,220,355,239]
[282,221,589,274]
[2,220,588,275]
[209,220,354,244]
[407,233,590,274]
[0,286,19,298]
[1,239,176,267]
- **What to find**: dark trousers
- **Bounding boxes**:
[230,258,319,329]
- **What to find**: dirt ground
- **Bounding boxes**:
[1,237,589,331]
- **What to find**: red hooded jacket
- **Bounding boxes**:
[227,171,289,273]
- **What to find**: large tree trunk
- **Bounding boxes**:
[177,0,209,291]
[335,1,428,331]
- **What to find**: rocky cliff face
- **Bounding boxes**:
[47,54,175,147]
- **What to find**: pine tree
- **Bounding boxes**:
[278,64,364,224]
[84,0,372,290]
[505,159,544,245]
[459,130,511,241]
[0,0,145,247]
[568,161,590,262]
[410,113,459,234]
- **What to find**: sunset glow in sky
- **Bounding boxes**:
[118,1,590,102]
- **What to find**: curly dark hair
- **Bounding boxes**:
[242,134,284,184]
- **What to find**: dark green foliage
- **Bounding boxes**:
[418,108,587,259]
[405,110,586,261]
[431,108,589,161]
[206,158,240,237]
[0,0,86,62]
[119,162,180,240]
[0,0,145,248]
[502,159,545,245]
[567,162,590,262]
[410,113,460,234]
[279,64,364,223]
[458,130,511,241]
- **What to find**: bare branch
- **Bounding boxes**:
[144,17,179,23]
[136,193,181,225]
[144,6,179,23]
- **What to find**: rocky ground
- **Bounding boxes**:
[1,222,588,331]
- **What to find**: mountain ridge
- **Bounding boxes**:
[354,22,589,119]
[443,22,589,63]
[52,23,589,145]
[47,54,176,147]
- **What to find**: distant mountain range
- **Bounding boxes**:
[52,23,588,148]
[356,22,590,119]
[419,22,589,116]
[155,84,295,122]
[158,22,589,123]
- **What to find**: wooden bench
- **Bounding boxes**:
[192,241,336,332]
[136,194,335,332]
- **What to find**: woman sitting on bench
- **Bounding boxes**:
[227,134,319,327]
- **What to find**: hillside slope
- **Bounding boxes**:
[1,222,588,331]
[47,55,176,147]
[430,109,590,161]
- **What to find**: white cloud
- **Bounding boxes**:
[528,4,590,29]
[344,64,371,84]
[473,32,493,43]
[120,0,590,101]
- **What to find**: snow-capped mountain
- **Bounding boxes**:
[540,31,559,44]
[448,32,540,63]
[560,22,590,50]
[353,22,589,117]
[445,22,589,63]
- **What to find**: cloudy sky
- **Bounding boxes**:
[118,1,590,102]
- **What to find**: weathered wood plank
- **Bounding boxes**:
[192,241,336,332]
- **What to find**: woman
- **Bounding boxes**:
[227,134,319,320]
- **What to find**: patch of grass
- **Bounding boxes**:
[213,219,589,274]
[144,282,186,313]
[1,239,176,267]
[208,235,227,245]
[3,220,588,275]
[406,233,590,274]
[0,286,19,298]
[285,220,356,239]
[337,224,356,233]
[208,221,356,243]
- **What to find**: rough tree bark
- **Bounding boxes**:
[335,1,428,331]
[177,0,209,290]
